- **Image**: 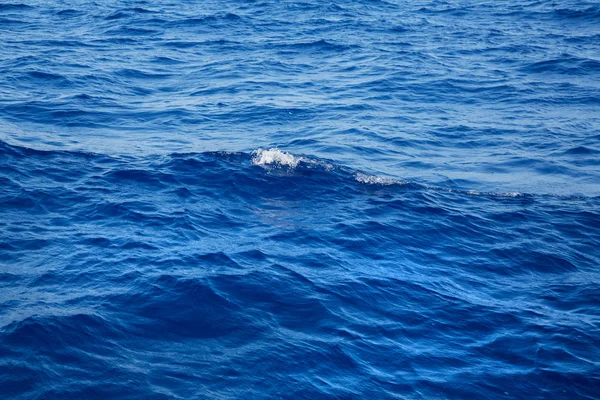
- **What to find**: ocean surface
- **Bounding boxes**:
[1,1,599,399]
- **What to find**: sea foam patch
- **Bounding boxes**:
[252,148,302,168]
[355,172,400,185]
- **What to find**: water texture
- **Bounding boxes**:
[1,1,599,399]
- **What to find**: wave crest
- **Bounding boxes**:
[251,148,303,168]
[354,172,399,186]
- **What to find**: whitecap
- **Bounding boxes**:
[463,189,523,197]
[496,192,522,197]
[355,172,399,185]
[251,148,302,168]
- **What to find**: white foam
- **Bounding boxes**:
[463,189,522,197]
[355,172,398,185]
[496,192,522,197]
[251,148,302,168]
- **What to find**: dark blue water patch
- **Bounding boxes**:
[114,68,173,80]
[16,39,100,49]
[523,55,600,75]
[554,5,600,20]
[105,9,157,22]
[103,26,161,36]
[55,9,83,17]
[0,17,27,25]
[173,12,242,25]
[24,70,70,82]
[0,3,33,11]
[562,146,600,156]
[269,39,359,52]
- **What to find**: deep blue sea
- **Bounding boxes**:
[1,1,600,399]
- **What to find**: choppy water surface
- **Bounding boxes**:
[1,1,599,399]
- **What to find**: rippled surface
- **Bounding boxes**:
[1,1,599,399]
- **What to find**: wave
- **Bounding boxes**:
[1,140,596,201]
[162,13,243,28]
[105,8,157,20]
[252,148,303,168]
[269,39,358,52]
[555,5,600,20]
[0,3,33,11]
[523,55,600,75]
[354,172,400,186]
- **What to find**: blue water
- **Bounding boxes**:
[1,1,599,398]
